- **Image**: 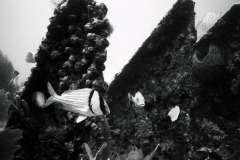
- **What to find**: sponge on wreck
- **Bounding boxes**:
[192,44,226,83]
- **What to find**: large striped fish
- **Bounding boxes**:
[44,82,110,123]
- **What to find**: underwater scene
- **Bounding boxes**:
[0,0,240,159]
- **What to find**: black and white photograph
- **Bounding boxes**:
[0,0,240,159]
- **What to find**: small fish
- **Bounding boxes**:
[44,82,110,123]
[128,91,145,107]
[8,70,19,87]
[167,106,180,122]
[25,52,36,63]
[32,91,46,108]
[60,0,68,10]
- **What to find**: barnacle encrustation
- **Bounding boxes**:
[62,61,72,68]
[87,63,99,78]
[92,77,108,93]
[95,50,107,64]
[68,54,78,62]
[64,47,74,54]
[50,50,61,59]
[70,35,84,46]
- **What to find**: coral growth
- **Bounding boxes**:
[7,0,113,159]
[107,0,196,159]
[0,90,11,127]
[0,128,22,160]
[0,50,19,95]
[0,90,23,160]
[22,0,112,98]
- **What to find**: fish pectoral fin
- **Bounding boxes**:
[128,93,134,106]
[76,115,87,123]
[128,93,133,101]
[78,105,89,112]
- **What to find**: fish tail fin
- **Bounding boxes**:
[47,82,57,97]
[45,96,55,107]
[45,82,58,107]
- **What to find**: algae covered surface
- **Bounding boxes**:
[108,0,196,159]
[8,0,113,159]
[108,1,240,160]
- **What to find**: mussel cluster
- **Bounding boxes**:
[24,0,112,96]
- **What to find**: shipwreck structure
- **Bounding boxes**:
[108,1,240,160]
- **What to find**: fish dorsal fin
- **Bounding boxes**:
[76,115,87,123]
[135,91,144,99]
[47,82,58,97]
[135,91,140,96]
[61,88,92,96]
[128,93,133,101]
[132,93,138,103]
[128,93,135,106]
